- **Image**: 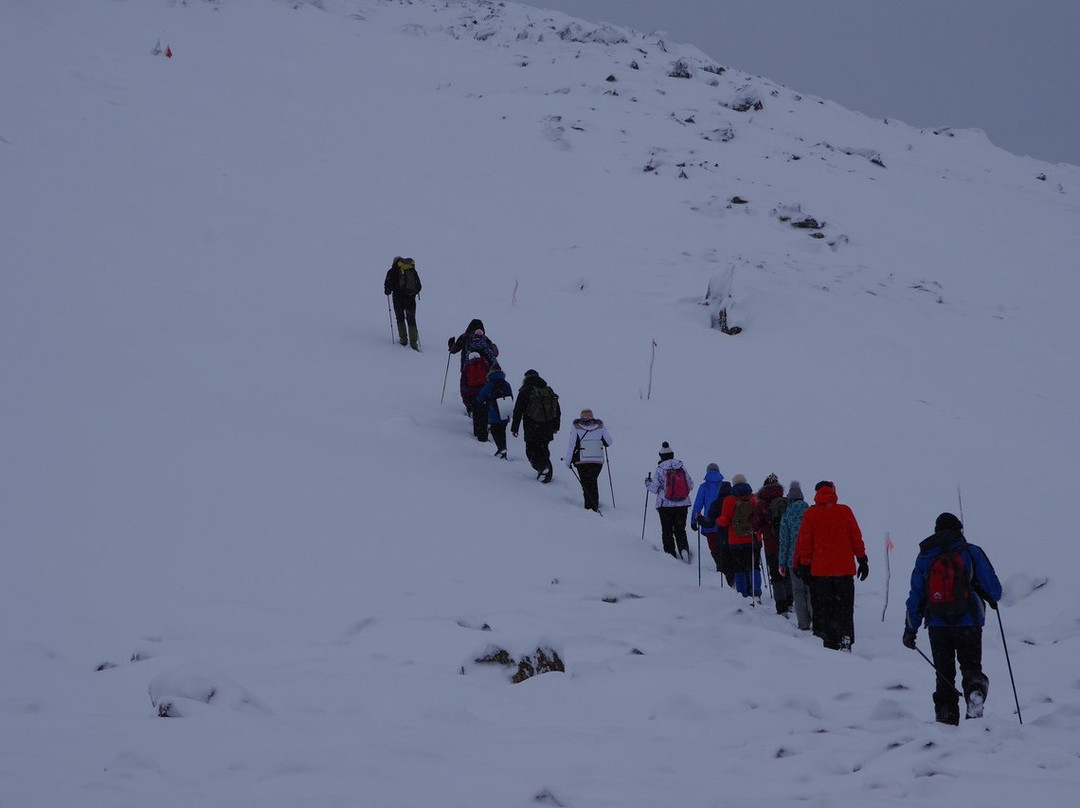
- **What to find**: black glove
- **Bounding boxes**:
[796,565,811,582]
[902,630,917,650]
[447,337,456,350]
[690,519,698,531]
[987,599,999,611]
[856,556,869,581]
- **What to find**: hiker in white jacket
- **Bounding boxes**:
[646,442,694,561]
[564,409,613,512]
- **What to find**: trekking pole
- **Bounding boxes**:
[913,644,962,697]
[995,608,1023,724]
[604,447,616,509]
[696,527,701,587]
[957,484,965,525]
[641,475,652,541]
[386,296,395,344]
[440,352,451,404]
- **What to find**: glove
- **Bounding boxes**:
[796,565,811,582]
[447,336,455,350]
[690,519,698,531]
[987,599,999,611]
[902,630,917,650]
[856,556,869,581]
[644,475,652,486]
[511,431,518,438]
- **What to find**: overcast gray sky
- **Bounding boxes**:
[536,0,1079,166]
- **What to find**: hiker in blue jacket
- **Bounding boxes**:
[903,512,1003,725]
[690,463,725,572]
[475,364,513,459]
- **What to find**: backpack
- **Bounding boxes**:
[493,382,513,421]
[525,385,558,424]
[664,466,690,501]
[769,496,789,537]
[465,356,489,388]
[925,549,973,620]
[731,498,754,537]
[399,266,419,294]
[705,491,726,525]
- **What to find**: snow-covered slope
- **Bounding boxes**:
[2,1,1079,806]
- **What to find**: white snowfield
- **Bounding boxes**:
[2,1,1078,806]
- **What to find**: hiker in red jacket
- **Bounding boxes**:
[793,481,868,651]
[717,473,760,597]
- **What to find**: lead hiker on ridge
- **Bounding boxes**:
[383,256,421,350]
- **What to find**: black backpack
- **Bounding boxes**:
[769,496,789,536]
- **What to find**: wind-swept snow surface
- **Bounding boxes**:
[2,2,1079,806]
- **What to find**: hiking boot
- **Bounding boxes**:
[494,449,507,459]
[541,465,553,483]
[965,690,986,719]
[410,343,420,351]
[840,636,852,653]
[398,337,408,346]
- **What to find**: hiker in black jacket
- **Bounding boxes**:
[511,370,561,482]
[383,257,421,349]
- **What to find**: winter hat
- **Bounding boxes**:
[935,512,964,533]
[814,480,834,492]
[707,463,720,472]
[732,473,747,485]
[658,441,675,460]
[787,481,804,501]
[524,369,539,378]
[764,473,780,487]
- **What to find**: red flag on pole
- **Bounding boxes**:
[165,45,173,58]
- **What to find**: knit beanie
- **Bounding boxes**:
[658,441,675,461]
[732,473,747,485]
[707,463,720,472]
[814,480,834,492]
[764,473,780,487]
[935,512,964,533]
[787,481,804,501]
[524,369,538,378]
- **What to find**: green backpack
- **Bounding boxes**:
[731,498,755,538]
[525,385,558,423]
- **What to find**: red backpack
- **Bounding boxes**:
[464,355,489,388]
[664,466,690,500]
[926,549,973,620]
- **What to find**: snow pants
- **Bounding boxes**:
[928,625,987,725]
[728,543,762,597]
[810,575,855,650]
[392,293,418,347]
[522,428,553,476]
[791,573,813,631]
[574,462,603,511]
[657,506,690,559]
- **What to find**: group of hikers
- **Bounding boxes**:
[644,450,1005,726]
[385,259,1007,727]
[444,317,614,515]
